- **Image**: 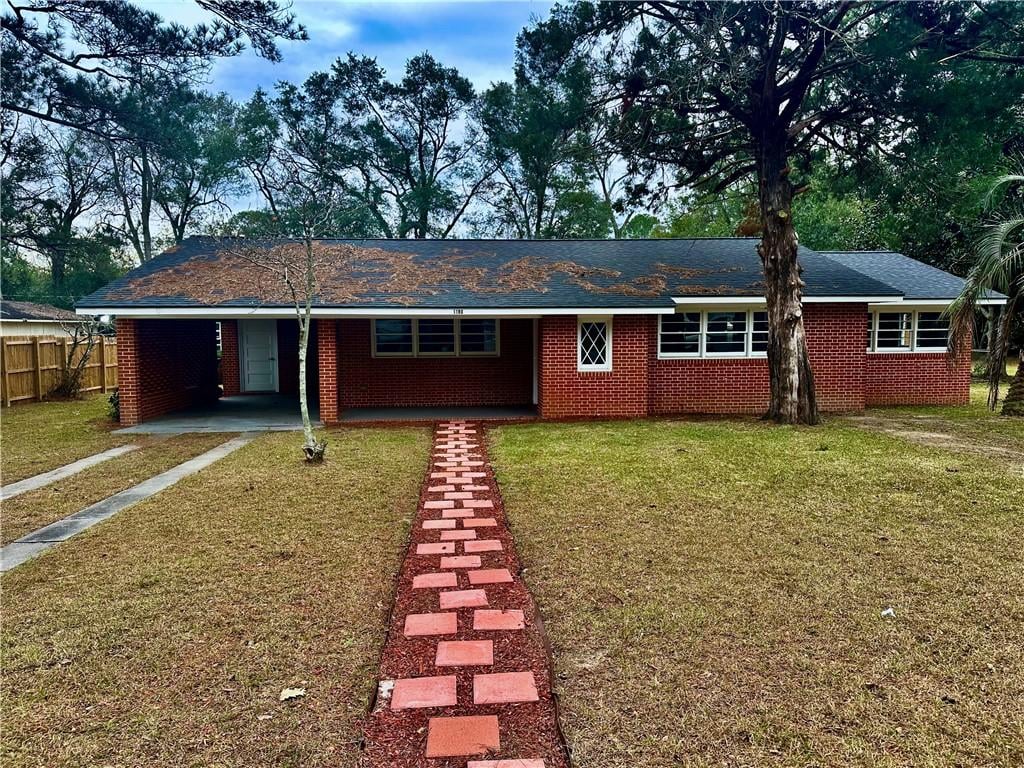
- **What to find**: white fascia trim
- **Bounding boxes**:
[671,295,900,305]
[77,305,674,319]
[869,298,1006,308]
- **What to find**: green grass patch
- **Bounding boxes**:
[1,427,430,767]
[1,394,126,484]
[0,432,231,546]
[491,419,1024,767]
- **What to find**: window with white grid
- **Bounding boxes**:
[577,317,612,371]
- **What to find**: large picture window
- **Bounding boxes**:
[658,309,769,359]
[867,310,950,352]
[372,318,500,358]
[577,317,612,371]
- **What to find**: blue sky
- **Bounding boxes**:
[142,0,554,98]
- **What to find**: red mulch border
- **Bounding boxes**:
[360,422,570,768]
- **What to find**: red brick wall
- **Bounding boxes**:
[334,319,534,409]
[115,318,219,426]
[648,304,867,415]
[220,320,240,396]
[317,319,339,424]
[865,327,971,406]
[537,315,651,419]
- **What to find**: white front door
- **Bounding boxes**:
[240,319,279,392]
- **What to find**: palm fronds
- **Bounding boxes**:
[950,168,1024,410]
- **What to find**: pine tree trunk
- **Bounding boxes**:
[1002,351,1024,417]
[757,141,819,425]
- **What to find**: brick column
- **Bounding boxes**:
[115,318,141,426]
[317,319,339,424]
[220,319,240,396]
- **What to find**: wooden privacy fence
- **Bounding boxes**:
[0,336,118,406]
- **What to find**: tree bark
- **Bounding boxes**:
[756,140,820,425]
[1002,350,1024,417]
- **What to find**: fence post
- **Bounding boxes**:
[1,339,8,407]
[34,338,43,400]
[99,339,107,393]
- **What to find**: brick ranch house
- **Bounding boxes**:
[76,237,1004,427]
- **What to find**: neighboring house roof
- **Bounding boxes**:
[0,300,81,321]
[78,237,904,312]
[820,251,1004,301]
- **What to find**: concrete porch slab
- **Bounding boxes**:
[115,395,319,434]
[340,406,537,423]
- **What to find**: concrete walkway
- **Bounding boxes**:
[0,435,254,572]
[0,444,140,500]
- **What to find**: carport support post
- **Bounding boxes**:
[317,319,339,425]
[115,318,140,426]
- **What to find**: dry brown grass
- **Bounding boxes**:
[491,418,1024,768]
[0,394,126,484]
[1,427,430,768]
[1,433,230,545]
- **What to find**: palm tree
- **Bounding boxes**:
[951,170,1024,416]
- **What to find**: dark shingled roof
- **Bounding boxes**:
[820,251,1003,301]
[1,300,80,321]
[78,237,907,311]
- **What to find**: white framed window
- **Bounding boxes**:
[875,312,913,350]
[705,310,748,356]
[659,312,701,356]
[658,308,769,359]
[914,312,950,349]
[578,316,612,371]
[372,318,500,358]
[867,310,949,353]
[459,318,499,355]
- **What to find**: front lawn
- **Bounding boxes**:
[1,428,430,767]
[491,419,1024,767]
[853,383,1024,457]
[0,432,231,546]
[1,393,127,484]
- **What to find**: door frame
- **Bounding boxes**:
[239,318,279,393]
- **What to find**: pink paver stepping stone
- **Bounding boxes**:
[431,472,457,479]
[417,542,456,555]
[426,715,500,758]
[440,529,477,541]
[413,572,458,589]
[463,517,497,528]
[464,539,503,553]
[439,588,488,609]
[423,519,457,530]
[424,499,454,509]
[462,499,494,509]
[428,485,455,492]
[468,760,546,768]
[436,639,494,666]
[391,675,457,709]
[444,491,474,500]
[460,472,486,478]
[448,477,473,485]
[473,609,526,631]
[442,509,475,518]
[473,671,539,704]
[440,555,482,569]
[464,484,489,491]
[468,568,513,585]
[403,612,458,637]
